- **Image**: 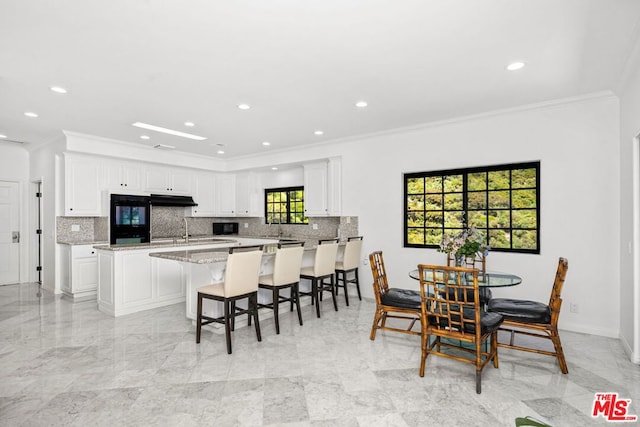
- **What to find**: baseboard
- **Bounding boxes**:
[620,333,640,364]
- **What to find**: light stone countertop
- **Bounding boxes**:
[58,240,108,246]
[93,238,239,251]
[149,242,331,264]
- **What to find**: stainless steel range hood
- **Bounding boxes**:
[149,194,198,207]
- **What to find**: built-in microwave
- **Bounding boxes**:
[213,222,239,235]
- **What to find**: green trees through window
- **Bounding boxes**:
[404,162,540,253]
[265,186,308,224]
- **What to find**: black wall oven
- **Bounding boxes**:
[110,194,151,244]
[213,222,239,235]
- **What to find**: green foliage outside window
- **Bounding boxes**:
[404,162,540,253]
[265,187,308,224]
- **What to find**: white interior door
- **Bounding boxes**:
[0,181,20,284]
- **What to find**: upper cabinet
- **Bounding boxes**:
[190,173,216,217]
[144,167,192,195]
[104,161,142,192]
[64,154,103,216]
[215,174,236,216]
[235,172,262,217]
[303,161,329,216]
[303,158,342,217]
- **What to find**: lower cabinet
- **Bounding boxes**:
[60,244,99,300]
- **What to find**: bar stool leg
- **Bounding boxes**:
[293,282,303,326]
[273,287,280,334]
[224,299,232,354]
[196,293,203,343]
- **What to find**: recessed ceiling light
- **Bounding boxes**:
[153,144,175,150]
[237,104,251,110]
[184,121,195,127]
[50,86,68,94]
[140,135,150,140]
[271,167,278,170]
[217,150,225,154]
[355,101,368,108]
[132,122,206,141]
[506,61,525,71]
[0,134,6,139]
[314,130,324,136]
[262,141,271,146]
[24,112,38,118]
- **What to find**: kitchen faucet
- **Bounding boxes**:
[183,217,189,243]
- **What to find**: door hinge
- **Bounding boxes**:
[36,229,42,235]
[36,266,42,271]
[36,192,42,198]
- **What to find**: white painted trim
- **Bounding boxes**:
[632,134,640,363]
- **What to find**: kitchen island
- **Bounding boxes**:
[149,244,324,321]
[94,237,278,317]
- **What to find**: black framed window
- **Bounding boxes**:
[265,186,308,224]
[404,161,540,253]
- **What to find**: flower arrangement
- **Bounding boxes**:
[438,227,490,257]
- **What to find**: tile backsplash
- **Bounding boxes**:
[57,207,358,243]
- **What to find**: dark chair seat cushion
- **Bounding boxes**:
[447,287,493,305]
[429,306,503,334]
[487,298,551,324]
[381,288,421,310]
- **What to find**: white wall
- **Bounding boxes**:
[242,94,621,338]
[0,143,31,282]
[618,41,640,362]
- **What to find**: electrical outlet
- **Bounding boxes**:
[570,303,579,313]
[362,257,368,266]
[312,223,318,230]
[243,223,248,228]
[71,224,80,232]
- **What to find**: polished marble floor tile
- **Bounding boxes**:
[1,282,639,426]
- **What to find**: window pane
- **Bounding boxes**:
[425,194,443,210]
[513,230,537,250]
[425,176,442,193]
[468,172,486,191]
[512,189,536,209]
[407,228,425,245]
[425,228,443,245]
[467,210,486,228]
[512,168,536,189]
[444,211,464,228]
[407,212,424,227]
[265,187,307,225]
[488,170,510,190]
[425,212,442,227]
[407,195,424,211]
[512,209,537,229]
[488,210,510,228]
[407,177,424,194]
[489,229,510,249]
[488,190,510,209]
[444,193,463,210]
[443,175,463,192]
[468,191,486,209]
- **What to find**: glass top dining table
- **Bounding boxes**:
[408,269,522,288]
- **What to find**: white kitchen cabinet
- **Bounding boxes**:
[215,174,236,216]
[64,154,103,216]
[144,167,193,194]
[60,244,98,300]
[235,172,262,216]
[104,161,141,191]
[190,173,216,217]
[327,157,342,216]
[303,161,329,216]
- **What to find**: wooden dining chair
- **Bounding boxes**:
[369,251,422,340]
[418,264,504,394]
[487,257,569,373]
[446,253,492,306]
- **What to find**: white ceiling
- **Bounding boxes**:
[1,0,640,158]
